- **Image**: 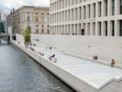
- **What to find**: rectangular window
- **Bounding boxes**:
[99,2,102,17]
[112,0,115,15]
[94,4,96,18]
[120,0,122,14]
[120,20,122,36]
[112,21,114,36]
[105,0,108,16]
[105,21,108,36]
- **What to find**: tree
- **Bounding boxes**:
[23,26,31,44]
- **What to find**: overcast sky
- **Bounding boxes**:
[0,0,49,13]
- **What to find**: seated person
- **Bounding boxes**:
[49,54,55,61]
[93,55,98,60]
[111,59,116,67]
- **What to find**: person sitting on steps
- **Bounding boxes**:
[49,54,55,61]
[111,59,116,67]
[93,55,98,60]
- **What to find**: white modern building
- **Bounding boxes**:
[50,0,122,36]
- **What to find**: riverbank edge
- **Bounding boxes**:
[12,40,122,92]
[12,40,100,92]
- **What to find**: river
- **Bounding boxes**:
[0,43,75,92]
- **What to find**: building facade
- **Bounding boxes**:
[0,10,7,33]
[0,10,7,21]
[6,6,49,34]
[50,0,122,36]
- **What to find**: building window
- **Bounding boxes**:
[36,18,38,22]
[105,21,108,36]
[120,0,122,14]
[99,2,102,17]
[42,18,44,22]
[105,0,108,16]
[112,0,115,15]
[27,16,30,22]
[47,17,49,22]
[36,25,38,27]
[120,20,122,36]
[112,21,114,36]
[36,30,38,33]
[98,22,101,36]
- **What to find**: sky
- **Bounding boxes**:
[0,0,49,13]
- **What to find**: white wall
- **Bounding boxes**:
[16,34,122,65]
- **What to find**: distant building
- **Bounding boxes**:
[6,6,49,34]
[50,0,122,36]
[0,10,7,33]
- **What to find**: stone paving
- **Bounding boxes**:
[26,45,122,88]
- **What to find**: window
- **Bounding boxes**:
[36,25,38,27]
[47,17,49,22]
[36,30,38,33]
[36,18,38,22]
[112,21,114,36]
[105,21,108,36]
[27,16,30,22]
[120,0,122,14]
[99,2,102,17]
[41,18,44,22]
[120,20,122,36]
[112,0,115,15]
[105,0,108,16]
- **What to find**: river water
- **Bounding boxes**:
[0,43,75,92]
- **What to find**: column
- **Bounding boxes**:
[77,7,80,20]
[108,0,111,16]
[115,20,119,36]
[108,20,111,36]
[74,8,75,21]
[95,22,98,36]
[115,0,119,15]
[101,21,104,36]
[90,22,93,36]
[70,9,72,21]
[74,24,76,35]
[91,4,93,19]
[77,24,79,35]
[96,2,98,18]
[67,10,69,21]
[70,24,72,35]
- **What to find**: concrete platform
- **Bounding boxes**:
[13,41,122,92]
[32,46,122,88]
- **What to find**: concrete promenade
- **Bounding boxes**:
[12,40,122,92]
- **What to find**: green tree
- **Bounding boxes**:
[23,26,31,44]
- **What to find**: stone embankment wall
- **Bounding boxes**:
[12,40,122,92]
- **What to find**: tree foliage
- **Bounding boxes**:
[23,26,31,44]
